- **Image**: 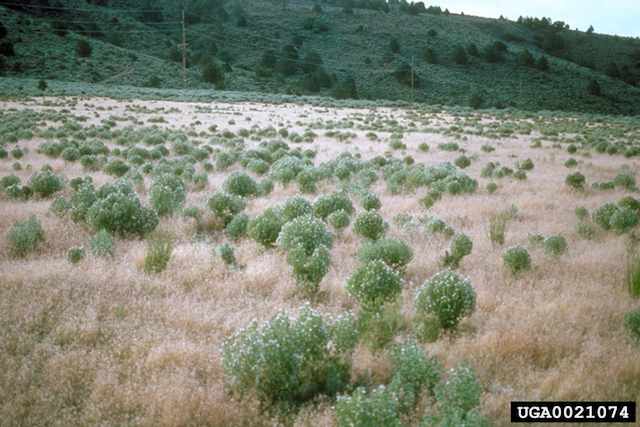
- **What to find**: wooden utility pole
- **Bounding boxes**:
[410,54,414,103]
[179,10,188,90]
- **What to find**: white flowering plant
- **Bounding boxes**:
[415,269,476,330]
[222,304,356,414]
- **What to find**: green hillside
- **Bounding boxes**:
[1,0,639,114]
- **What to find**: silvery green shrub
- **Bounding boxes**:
[8,216,44,257]
[416,269,476,330]
[328,209,351,233]
[346,260,402,311]
[207,192,246,227]
[87,229,115,257]
[247,208,284,248]
[576,221,595,239]
[610,207,639,233]
[222,304,355,413]
[613,171,635,190]
[592,202,619,231]
[28,169,64,198]
[277,214,333,294]
[277,214,333,255]
[357,237,413,272]
[353,210,389,241]
[565,172,586,190]
[334,386,402,427]
[443,233,473,269]
[279,195,313,223]
[88,180,158,237]
[222,170,261,197]
[359,190,381,211]
[225,213,249,241]
[149,173,187,216]
[502,244,531,274]
[542,234,568,256]
[313,191,354,220]
[421,362,490,427]
[389,338,442,414]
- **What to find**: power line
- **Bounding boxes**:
[0,1,183,13]
[3,24,184,34]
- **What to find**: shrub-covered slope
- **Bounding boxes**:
[1,0,639,114]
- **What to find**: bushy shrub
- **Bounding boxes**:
[207,192,246,227]
[443,233,473,269]
[87,229,115,257]
[247,208,284,248]
[574,206,589,220]
[389,338,442,414]
[69,182,97,223]
[49,196,71,218]
[104,159,130,177]
[328,209,350,233]
[359,191,381,211]
[565,172,586,190]
[592,202,619,231]
[270,155,308,184]
[222,304,355,413]
[422,362,490,427]
[67,246,85,264]
[565,158,578,167]
[0,174,19,189]
[614,171,635,190]
[285,244,332,295]
[313,191,354,220]
[353,210,389,241]
[225,213,249,241]
[346,260,402,311]
[520,158,534,170]
[277,214,333,256]
[513,170,527,181]
[576,221,595,239]
[358,237,413,272]
[624,307,640,339]
[610,207,639,233]
[149,173,187,216]
[279,195,313,223]
[542,234,567,256]
[296,169,317,194]
[8,216,44,257]
[334,386,402,427]
[88,180,158,237]
[416,269,476,330]
[426,217,446,234]
[260,177,274,195]
[619,196,640,213]
[454,155,471,169]
[503,244,531,274]
[28,169,64,198]
[222,170,261,197]
[247,158,270,175]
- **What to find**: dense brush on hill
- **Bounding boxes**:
[0,0,639,114]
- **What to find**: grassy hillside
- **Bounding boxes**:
[1,0,640,114]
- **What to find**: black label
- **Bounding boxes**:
[511,402,636,423]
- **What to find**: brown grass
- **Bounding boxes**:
[1,97,639,426]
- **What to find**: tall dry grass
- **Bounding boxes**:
[0,97,638,426]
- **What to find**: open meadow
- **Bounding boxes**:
[1,95,639,426]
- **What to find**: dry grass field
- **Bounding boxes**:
[0,96,639,426]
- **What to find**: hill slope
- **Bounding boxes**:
[1,0,639,114]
